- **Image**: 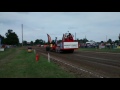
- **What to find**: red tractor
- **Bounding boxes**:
[46,32,79,53]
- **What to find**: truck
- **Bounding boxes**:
[46,32,79,53]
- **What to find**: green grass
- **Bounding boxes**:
[0,48,17,60]
[0,48,75,78]
[79,48,120,53]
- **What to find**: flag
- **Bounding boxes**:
[55,37,57,45]
[47,34,52,43]
[62,34,65,41]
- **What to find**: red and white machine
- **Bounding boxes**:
[46,32,78,53]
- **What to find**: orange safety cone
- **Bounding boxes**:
[36,54,39,61]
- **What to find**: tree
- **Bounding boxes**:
[114,40,119,45]
[34,39,44,45]
[118,33,120,45]
[83,38,88,43]
[39,39,44,45]
[57,40,62,43]
[0,34,5,44]
[5,29,19,45]
[34,39,39,45]
[101,41,104,43]
[119,33,120,41]
[43,40,46,45]
[79,39,84,43]
[30,41,34,46]
[23,40,27,46]
[107,39,112,44]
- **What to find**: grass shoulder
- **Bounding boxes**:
[0,47,76,78]
[79,48,120,53]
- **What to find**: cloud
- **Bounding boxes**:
[0,12,120,43]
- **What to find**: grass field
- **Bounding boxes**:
[79,48,120,53]
[0,47,75,78]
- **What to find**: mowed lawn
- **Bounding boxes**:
[0,47,75,78]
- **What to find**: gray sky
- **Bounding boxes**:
[0,12,120,43]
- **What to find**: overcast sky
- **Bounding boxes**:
[0,12,120,43]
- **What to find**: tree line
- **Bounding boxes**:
[0,29,19,46]
[1,29,120,46]
[0,29,50,46]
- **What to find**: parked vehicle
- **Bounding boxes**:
[27,47,32,53]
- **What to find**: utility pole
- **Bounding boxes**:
[106,35,107,42]
[118,33,120,45]
[22,24,23,46]
[75,32,76,40]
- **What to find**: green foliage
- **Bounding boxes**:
[56,40,62,43]
[79,48,120,53]
[5,29,19,45]
[114,40,119,44]
[23,40,27,46]
[0,35,5,44]
[76,38,89,43]
[34,39,45,45]
[101,41,104,43]
[30,41,34,46]
[107,39,112,43]
[118,34,120,40]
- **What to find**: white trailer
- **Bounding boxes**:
[56,42,78,53]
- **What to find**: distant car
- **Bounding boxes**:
[27,47,32,53]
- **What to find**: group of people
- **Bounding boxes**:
[63,33,73,41]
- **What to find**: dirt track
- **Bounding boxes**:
[34,47,120,78]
